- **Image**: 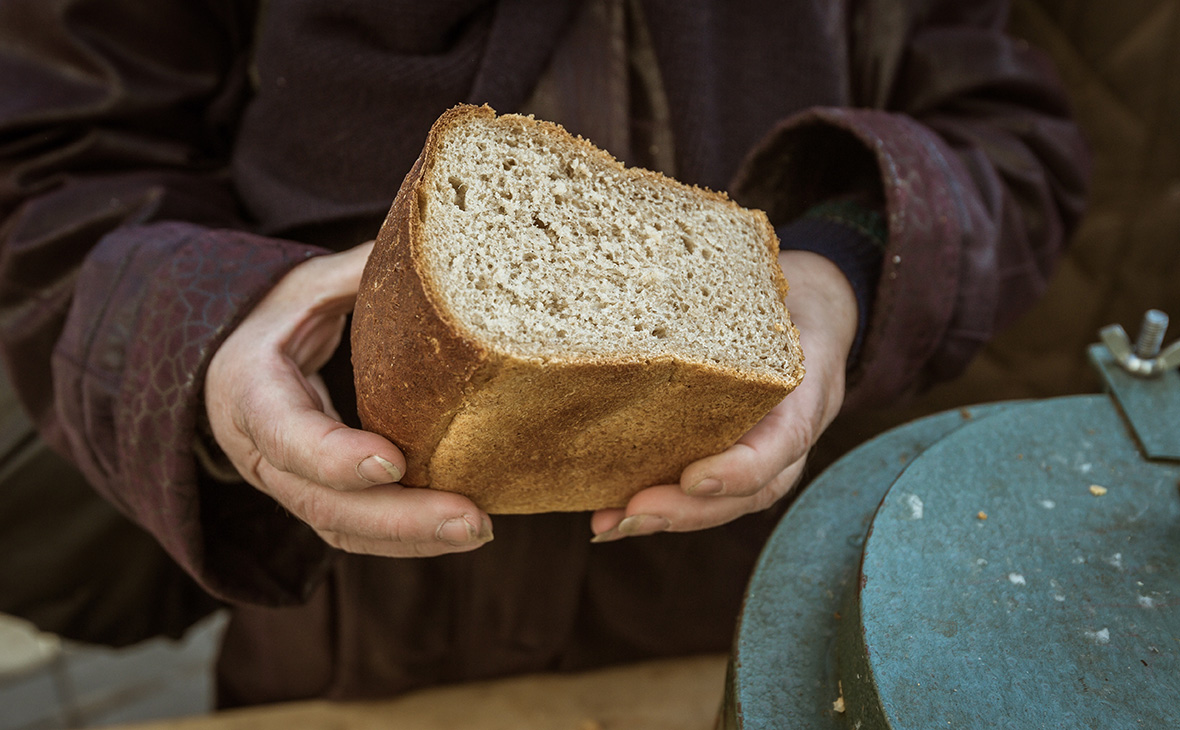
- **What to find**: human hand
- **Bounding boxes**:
[590,250,858,541]
[204,241,493,557]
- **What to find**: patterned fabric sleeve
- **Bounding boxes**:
[733,0,1089,409]
[52,223,331,603]
[0,1,335,603]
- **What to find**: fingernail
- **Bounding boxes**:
[357,455,402,484]
[475,515,494,542]
[436,514,493,546]
[688,477,724,496]
[591,514,670,543]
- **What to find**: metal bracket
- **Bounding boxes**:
[1099,309,1180,377]
[1091,310,1180,461]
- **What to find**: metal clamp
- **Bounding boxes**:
[1099,309,1180,377]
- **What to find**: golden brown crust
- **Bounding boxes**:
[352,107,495,485]
[353,104,803,512]
[428,355,791,512]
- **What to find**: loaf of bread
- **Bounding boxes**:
[352,105,803,513]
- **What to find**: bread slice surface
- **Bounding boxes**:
[352,105,803,513]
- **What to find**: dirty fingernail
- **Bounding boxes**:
[591,528,624,544]
[436,514,493,546]
[357,455,402,484]
[591,514,670,543]
[437,515,477,545]
[474,515,494,542]
[688,477,724,496]
[618,514,671,536]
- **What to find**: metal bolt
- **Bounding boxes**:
[1100,310,1180,377]
[1134,309,1169,358]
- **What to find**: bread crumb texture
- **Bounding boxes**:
[420,111,797,380]
[355,106,802,513]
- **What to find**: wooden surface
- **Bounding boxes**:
[109,653,728,730]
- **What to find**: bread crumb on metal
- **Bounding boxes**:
[1089,484,1108,496]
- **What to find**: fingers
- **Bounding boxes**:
[204,239,495,558]
[256,241,375,316]
[589,507,626,536]
[221,359,495,556]
[208,239,399,494]
[679,396,817,499]
[262,467,493,558]
[237,355,406,492]
[587,357,823,543]
[305,373,342,421]
[591,460,805,542]
[215,350,495,557]
[234,242,375,370]
[588,252,861,543]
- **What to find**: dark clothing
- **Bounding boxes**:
[0,0,1087,705]
[0,364,218,646]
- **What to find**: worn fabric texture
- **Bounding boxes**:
[0,0,1087,705]
[949,0,1180,396]
[0,364,218,645]
[813,0,1180,463]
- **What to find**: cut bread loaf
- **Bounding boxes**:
[352,105,803,513]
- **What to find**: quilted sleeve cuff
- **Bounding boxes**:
[777,200,886,367]
[52,221,335,605]
[732,107,996,410]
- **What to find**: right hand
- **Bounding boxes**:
[590,250,857,541]
[204,241,493,558]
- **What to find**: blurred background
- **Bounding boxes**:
[0,613,224,729]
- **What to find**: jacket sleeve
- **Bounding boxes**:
[0,0,331,604]
[733,0,1090,409]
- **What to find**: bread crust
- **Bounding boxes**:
[352,105,802,513]
[353,106,495,485]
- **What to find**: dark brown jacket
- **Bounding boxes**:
[0,0,1087,705]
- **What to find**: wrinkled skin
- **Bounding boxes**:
[206,245,855,554]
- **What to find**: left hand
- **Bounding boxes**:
[590,250,858,541]
[205,241,494,558]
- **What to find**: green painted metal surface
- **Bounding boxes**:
[729,389,1180,728]
[726,403,1014,729]
[845,395,1180,728]
[1089,343,1180,461]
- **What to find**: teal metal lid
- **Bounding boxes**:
[725,403,1012,728]
[842,395,1179,728]
[729,390,1180,728]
